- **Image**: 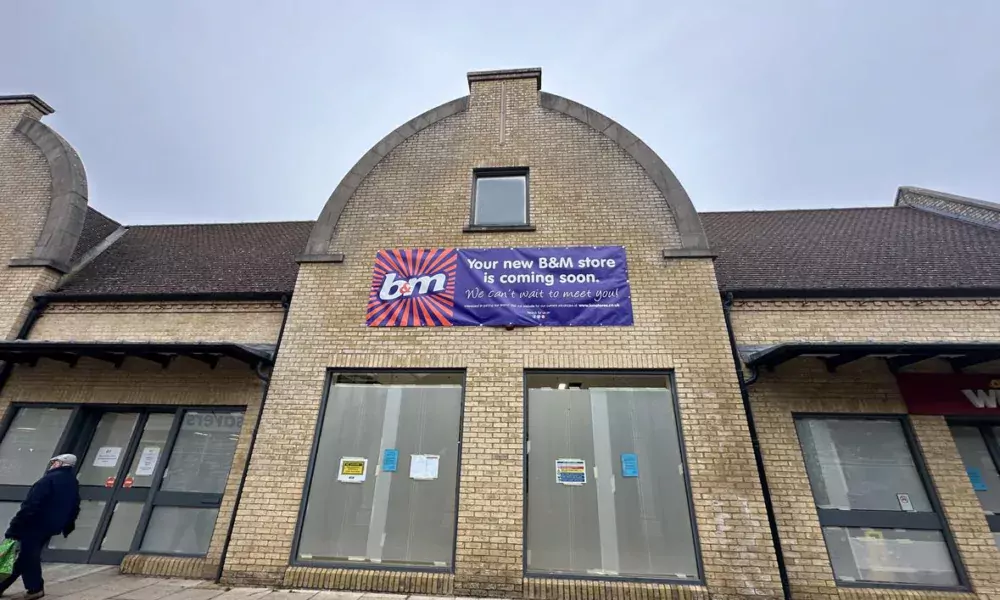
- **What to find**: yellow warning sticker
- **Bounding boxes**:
[341,461,365,475]
[337,457,367,483]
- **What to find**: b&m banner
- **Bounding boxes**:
[367,246,633,327]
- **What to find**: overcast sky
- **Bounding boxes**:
[3,1,998,224]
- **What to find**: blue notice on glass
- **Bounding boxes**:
[383,449,399,473]
[967,467,988,491]
[621,453,639,478]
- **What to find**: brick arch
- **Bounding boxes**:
[302,91,711,260]
[12,117,89,272]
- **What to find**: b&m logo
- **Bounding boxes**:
[367,249,456,327]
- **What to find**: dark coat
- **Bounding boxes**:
[6,466,81,540]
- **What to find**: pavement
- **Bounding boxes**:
[2,563,434,600]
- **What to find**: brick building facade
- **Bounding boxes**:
[0,69,998,599]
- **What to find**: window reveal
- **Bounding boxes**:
[796,417,964,588]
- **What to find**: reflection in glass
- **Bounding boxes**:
[100,502,144,551]
[125,414,174,488]
[78,413,138,487]
[474,175,526,226]
[950,426,1000,514]
[0,408,71,485]
[49,500,106,551]
[161,412,242,494]
[823,527,958,587]
[796,419,931,512]
[141,507,218,555]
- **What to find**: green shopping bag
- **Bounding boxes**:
[0,538,18,576]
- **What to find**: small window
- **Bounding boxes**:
[525,372,700,581]
[295,371,464,568]
[796,417,964,588]
[949,424,1000,548]
[470,168,528,228]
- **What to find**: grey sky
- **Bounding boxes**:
[3,1,998,225]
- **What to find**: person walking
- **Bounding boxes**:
[0,454,81,599]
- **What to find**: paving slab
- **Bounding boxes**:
[312,593,364,600]
[61,577,162,597]
[3,563,118,596]
[253,591,319,599]
[154,588,229,600]
[211,588,276,600]
[115,584,201,600]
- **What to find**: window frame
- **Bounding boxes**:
[794,413,969,591]
[0,403,244,562]
[521,369,704,584]
[465,167,534,232]
[946,417,1000,534]
[289,368,467,573]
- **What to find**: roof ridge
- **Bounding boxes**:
[700,206,901,216]
[125,219,315,228]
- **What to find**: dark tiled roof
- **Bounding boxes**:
[56,204,1000,299]
[702,207,1000,295]
[57,221,313,297]
[70,207,121,263]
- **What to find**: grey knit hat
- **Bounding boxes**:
[49,453,77,467]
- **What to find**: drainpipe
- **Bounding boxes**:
[215,294,291,583]
[0,295,51,398]
[721,292,790,600]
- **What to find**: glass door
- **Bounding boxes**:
[45,411,172,565]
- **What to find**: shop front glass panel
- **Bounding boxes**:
[125,414,174,488]
[160,411,242,494]
[796,418,932,512]
[0,408,72,485]
[526,373,699,580]
[78,413,139,487]
[949,425,1000,514]
[100,501,144,552]
[141,507,218,555]
[297,372,462,567]
[49,500,106,551]
[823,527,958,587]
[0,502,19,533]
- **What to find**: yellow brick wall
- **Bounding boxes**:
[730,299,1000,346]
[1,357,263,579]
[751,358,1000,600]
[0,101,61,339]
[0,101,49,265]
[29,301,284,344]
[223,75,782,599]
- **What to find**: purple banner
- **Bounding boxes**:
[367,246,633,327]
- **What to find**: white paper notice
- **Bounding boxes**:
[409,454,440,480]
[135,447,161,476]
[93,446,122,468]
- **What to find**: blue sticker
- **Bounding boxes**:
[621,453,639,478]
[383,448,399,473]
[967,467,988,491]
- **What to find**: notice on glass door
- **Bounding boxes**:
[93,447,122,468]
[555,458,587,485]
[409,454,440,480]
[135,447,161,476]
[338,457,368,483]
